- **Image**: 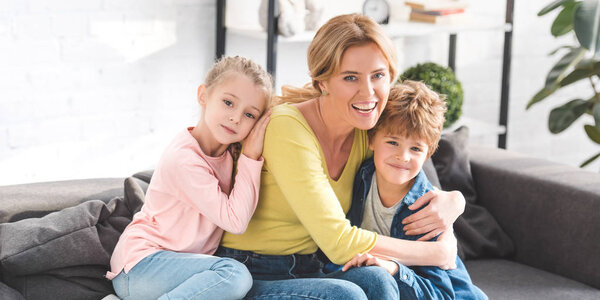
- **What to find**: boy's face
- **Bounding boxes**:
[369,130,429,187]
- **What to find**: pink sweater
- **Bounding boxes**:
[106,128,263,279]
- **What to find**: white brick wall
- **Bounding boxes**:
[0,0,598,186]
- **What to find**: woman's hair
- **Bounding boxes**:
[368,80,447,157]
[277,14,398,104]
[205,56,274,108]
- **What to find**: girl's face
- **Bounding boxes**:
[320,42,391,130]
[199,73,266,146]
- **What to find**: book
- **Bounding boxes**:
[405,0,468,11]
[411,8,465,16]
[409,11,467,24]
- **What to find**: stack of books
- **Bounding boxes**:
[405,0,468,24]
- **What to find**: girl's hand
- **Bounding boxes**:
[402,190,465,241]
[436,229,458,270]
[242,109,272,160]
[342,253,399,275]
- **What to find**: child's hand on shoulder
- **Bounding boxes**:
[242,109,272,160]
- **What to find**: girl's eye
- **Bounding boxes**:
[245,112,256,119]
[343,75,357,81]
[386,141,398,146]
[373,72,385,79]
[223,100,233,107]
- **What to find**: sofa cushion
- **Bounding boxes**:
[0,281,24,300]
[0,178,124,223]
[432,126,514,259]
[465,259,600,300]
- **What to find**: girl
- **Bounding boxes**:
[106,56,273,300]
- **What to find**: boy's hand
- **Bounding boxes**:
[436,229,458,270]
[342,253,399,276]
[242,109,272,160]
[402,190,465,241]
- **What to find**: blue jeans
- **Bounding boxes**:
[112,250,253,300]
[215,247,399,300]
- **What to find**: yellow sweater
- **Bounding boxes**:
[221,104,377,264]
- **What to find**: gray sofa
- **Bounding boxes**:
[1,145,600,299]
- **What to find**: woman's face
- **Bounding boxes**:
[321,42,391,131]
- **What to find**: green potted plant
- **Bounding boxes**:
[399,62,463,128]
[527,0,600,167]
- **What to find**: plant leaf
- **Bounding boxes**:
[549,99,589,133]
[585,124,600,143]
[574,0,600,56]
[552,2,579,37]
[539,0,576,16]
[580,151,600,167]
[549,45,575,55]
[545,47,586,87]
[560,61,600,86]
[527,86,559,109]
[594,101,600,129]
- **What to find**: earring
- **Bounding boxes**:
[322,90,328,96]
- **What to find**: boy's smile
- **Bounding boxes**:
[369,130,429,203]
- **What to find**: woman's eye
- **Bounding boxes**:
[223,100,233,107]
[343,75,357,81]
[386,141,398,146]
[245,112,256,119]
[373,72,385,79]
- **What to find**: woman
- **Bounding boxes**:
[216,14,465,299]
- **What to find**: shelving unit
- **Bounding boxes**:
[215,0,514,149]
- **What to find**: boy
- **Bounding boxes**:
[341,81,487,299]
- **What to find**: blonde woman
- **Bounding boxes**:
[216,14,465,299]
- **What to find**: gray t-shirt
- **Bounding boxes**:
[360,172,403,236]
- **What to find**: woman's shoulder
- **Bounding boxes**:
[268,104,312,133]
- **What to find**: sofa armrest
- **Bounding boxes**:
[468,145,600,289]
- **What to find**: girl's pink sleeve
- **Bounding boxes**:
[173,153,263,234]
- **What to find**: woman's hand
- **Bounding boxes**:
[342,253,399,275]
[242,109,272,160]
[402,190,466,241]
[436,229,458,270]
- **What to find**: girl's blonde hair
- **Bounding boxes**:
[368,80,447,157]
[205,56,274,108]
[277,14,398,104]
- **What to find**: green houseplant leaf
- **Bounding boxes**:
[593,102,600,128]
[552,2,579,36]
[527,86,559,109]
[548,99,589,133]
[574,0,600,56]
[585,124,600,143]
[539,0,576,16]
[559,60,600,86]
[545,47,587,86]
[580,151,600,167]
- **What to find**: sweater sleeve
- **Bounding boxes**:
[173,153,263,234]
[263,115,377,264]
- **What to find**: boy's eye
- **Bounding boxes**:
[386,141,398,146]
[245,112,256,119]
[411,146,422,152]
[343,75,357,81]
[372,72,385,79]
[223,100,233,107]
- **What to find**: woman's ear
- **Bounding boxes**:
[197,84,208,106]
[317,81,329,95]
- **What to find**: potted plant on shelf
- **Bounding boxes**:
[527,0,600,168]
[400,62,463,128]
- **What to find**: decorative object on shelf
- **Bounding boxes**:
[362,0,390,24]
[405,0,468,24]
[527,0,600,168]
[400,62,464,128]
[258,0,325,37]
